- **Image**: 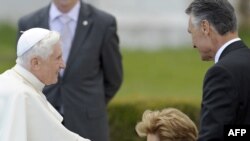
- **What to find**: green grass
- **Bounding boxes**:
[0,47,15,72]
[0,23,16,72]
[113,48,212,104]
[0,22,17,48]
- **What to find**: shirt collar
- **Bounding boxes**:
[49,1,80,22]
[12,64,45,92]
[214,38,241,63]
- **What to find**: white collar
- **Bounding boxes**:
[49,1,80,22]
[12,64,45,92]
[214,38,241,63]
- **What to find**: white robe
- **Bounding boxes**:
[0,64,90,141]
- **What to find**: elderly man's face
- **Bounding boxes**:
[38,42,65,85]
[187,16,214,61]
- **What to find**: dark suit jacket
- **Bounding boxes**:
[17,1,123,141]
[198,41,250,141]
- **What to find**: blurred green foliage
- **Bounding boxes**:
[0,22,17,48]
[0,23,16,72]
[239,26,250,47]
[115,48,212,102]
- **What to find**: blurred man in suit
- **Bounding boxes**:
[17,1,123,141]
[186,0,250,140]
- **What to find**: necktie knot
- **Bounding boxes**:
[59,14,72,24]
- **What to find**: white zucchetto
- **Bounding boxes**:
[17,28,50,56]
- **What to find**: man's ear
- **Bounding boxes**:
[201,20,210,35]
[30,57,41,70]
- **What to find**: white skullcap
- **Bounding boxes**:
[17,28,50,57]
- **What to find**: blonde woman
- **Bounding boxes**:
[135,108,198,141]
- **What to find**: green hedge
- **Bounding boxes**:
[108,99,200,141]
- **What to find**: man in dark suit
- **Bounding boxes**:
[186,0,250,140]
[17,1,123,141]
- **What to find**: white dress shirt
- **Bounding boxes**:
[214,38,241,63]
[49,1,80,65]
[0,64,90,141]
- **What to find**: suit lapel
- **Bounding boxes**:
[63,2,93,79]
[38,5,50,29]
[219,41,246,61]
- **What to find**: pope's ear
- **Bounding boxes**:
[30,57,41,70]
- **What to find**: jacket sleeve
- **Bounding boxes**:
[101,17,123,104]
[198,66,238,141]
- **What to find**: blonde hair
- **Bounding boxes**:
[135,108,198,141]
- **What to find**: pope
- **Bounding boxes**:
[0,28,90,141]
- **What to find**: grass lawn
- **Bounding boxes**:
[0,47,16,72]
[113,48,212,105]
[0,23,16,72]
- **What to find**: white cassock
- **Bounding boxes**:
[0,64,90,141]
